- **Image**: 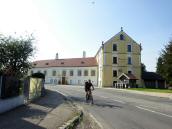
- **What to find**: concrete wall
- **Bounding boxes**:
[0,95,24,114]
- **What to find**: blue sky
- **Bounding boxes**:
[0,0,172,71]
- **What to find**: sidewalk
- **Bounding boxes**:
[0,89,78,129]
[105,88,172,99]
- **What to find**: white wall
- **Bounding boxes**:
[96,48,103,87]
[29,66,98,86]
[0,95,24,114]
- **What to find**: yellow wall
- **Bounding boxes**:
[29,78,43,100]
[99,31,141,87]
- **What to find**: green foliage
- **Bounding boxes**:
[141,63,146,73]
[156,40,172,85]
[31,72,45,79]
[128,88,172,93]
[0,34,35,79]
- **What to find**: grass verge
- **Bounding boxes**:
[128,88,172,93]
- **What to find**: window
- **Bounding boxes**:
[70,80,72,84]
[128,57,132,64]
[52,70,56,76]
[78,80,81,84]
[78,70,82,76]
[113,70,117,77]
[62,70,66,76]
[113,57,117,64]
[50,79,53,84]
[70,70,73,76]
[91,70,95,76]
[84,70,88,76]
[120,34,124,40]
[44,70,47,76]
[113,44,117,51]
[54,79,57,84]
[128,71,132,74]
[127,45,132,52]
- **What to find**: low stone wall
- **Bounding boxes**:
[29,78,43,100]
[0,95,25,114]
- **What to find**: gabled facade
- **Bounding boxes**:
[30,28,142,87]
[95,28,141,87]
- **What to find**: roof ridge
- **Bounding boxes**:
[33,57,95,62]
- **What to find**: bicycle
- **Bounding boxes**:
[86,89,94,104]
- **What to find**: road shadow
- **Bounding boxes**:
[0,89,66,129]
[68,96,122,109]
[32,89,66,108]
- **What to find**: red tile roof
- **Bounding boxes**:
[118,73,138,80]
[126,73,138,80]
[32,57,98,68]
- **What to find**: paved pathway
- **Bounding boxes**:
[0,89,77,129]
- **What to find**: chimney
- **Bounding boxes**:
[55,53,58,59]
[83,51,86,58]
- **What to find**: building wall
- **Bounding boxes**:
[29,66,97,86]
[95,47,103,87]
[98,31,141,87]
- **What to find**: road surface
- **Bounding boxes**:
[47,85,172,129]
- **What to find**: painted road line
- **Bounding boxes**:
[111,99,126,104]
[136,106,172,118]
[100,96,108,99]
[138,104,159,110]
[56,90,68,97]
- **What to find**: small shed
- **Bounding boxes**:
[117,73,138,88]
[142,72,166,89]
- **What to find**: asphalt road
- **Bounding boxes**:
[46,85,172,129]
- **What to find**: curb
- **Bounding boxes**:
[57,91,103,129]
[58,110,83,129]
[57,91,84,129]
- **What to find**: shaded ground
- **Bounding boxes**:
[76,111,101,129]
[0,89,78,129]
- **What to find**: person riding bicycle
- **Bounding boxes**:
[85,79,94,104]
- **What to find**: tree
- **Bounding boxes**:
[156,39,172,85]
[141,63,146,73]
[0,34,35,78]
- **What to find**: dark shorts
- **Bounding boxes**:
[85,88,91,92]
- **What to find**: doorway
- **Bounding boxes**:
[62,77,66,84]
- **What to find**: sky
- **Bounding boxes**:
[0,0,172,71]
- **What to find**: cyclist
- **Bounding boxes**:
[85,79,94,104]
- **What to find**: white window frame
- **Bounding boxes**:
[127,44,132,52]
[113,56,118,64]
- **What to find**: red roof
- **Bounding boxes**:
[118,73,138,80]
[126,73,138,80]
[32,57,98,68]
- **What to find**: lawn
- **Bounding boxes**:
[128,88,172,93]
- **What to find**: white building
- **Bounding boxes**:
[29,55,98,86]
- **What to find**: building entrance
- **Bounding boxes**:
[62,77,66,84]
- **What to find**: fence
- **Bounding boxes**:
[0,75,20,99]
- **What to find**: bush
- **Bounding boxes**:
[31,72,45,79]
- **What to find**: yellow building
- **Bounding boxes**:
[31,28,141,88]
[96,28,141,87]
